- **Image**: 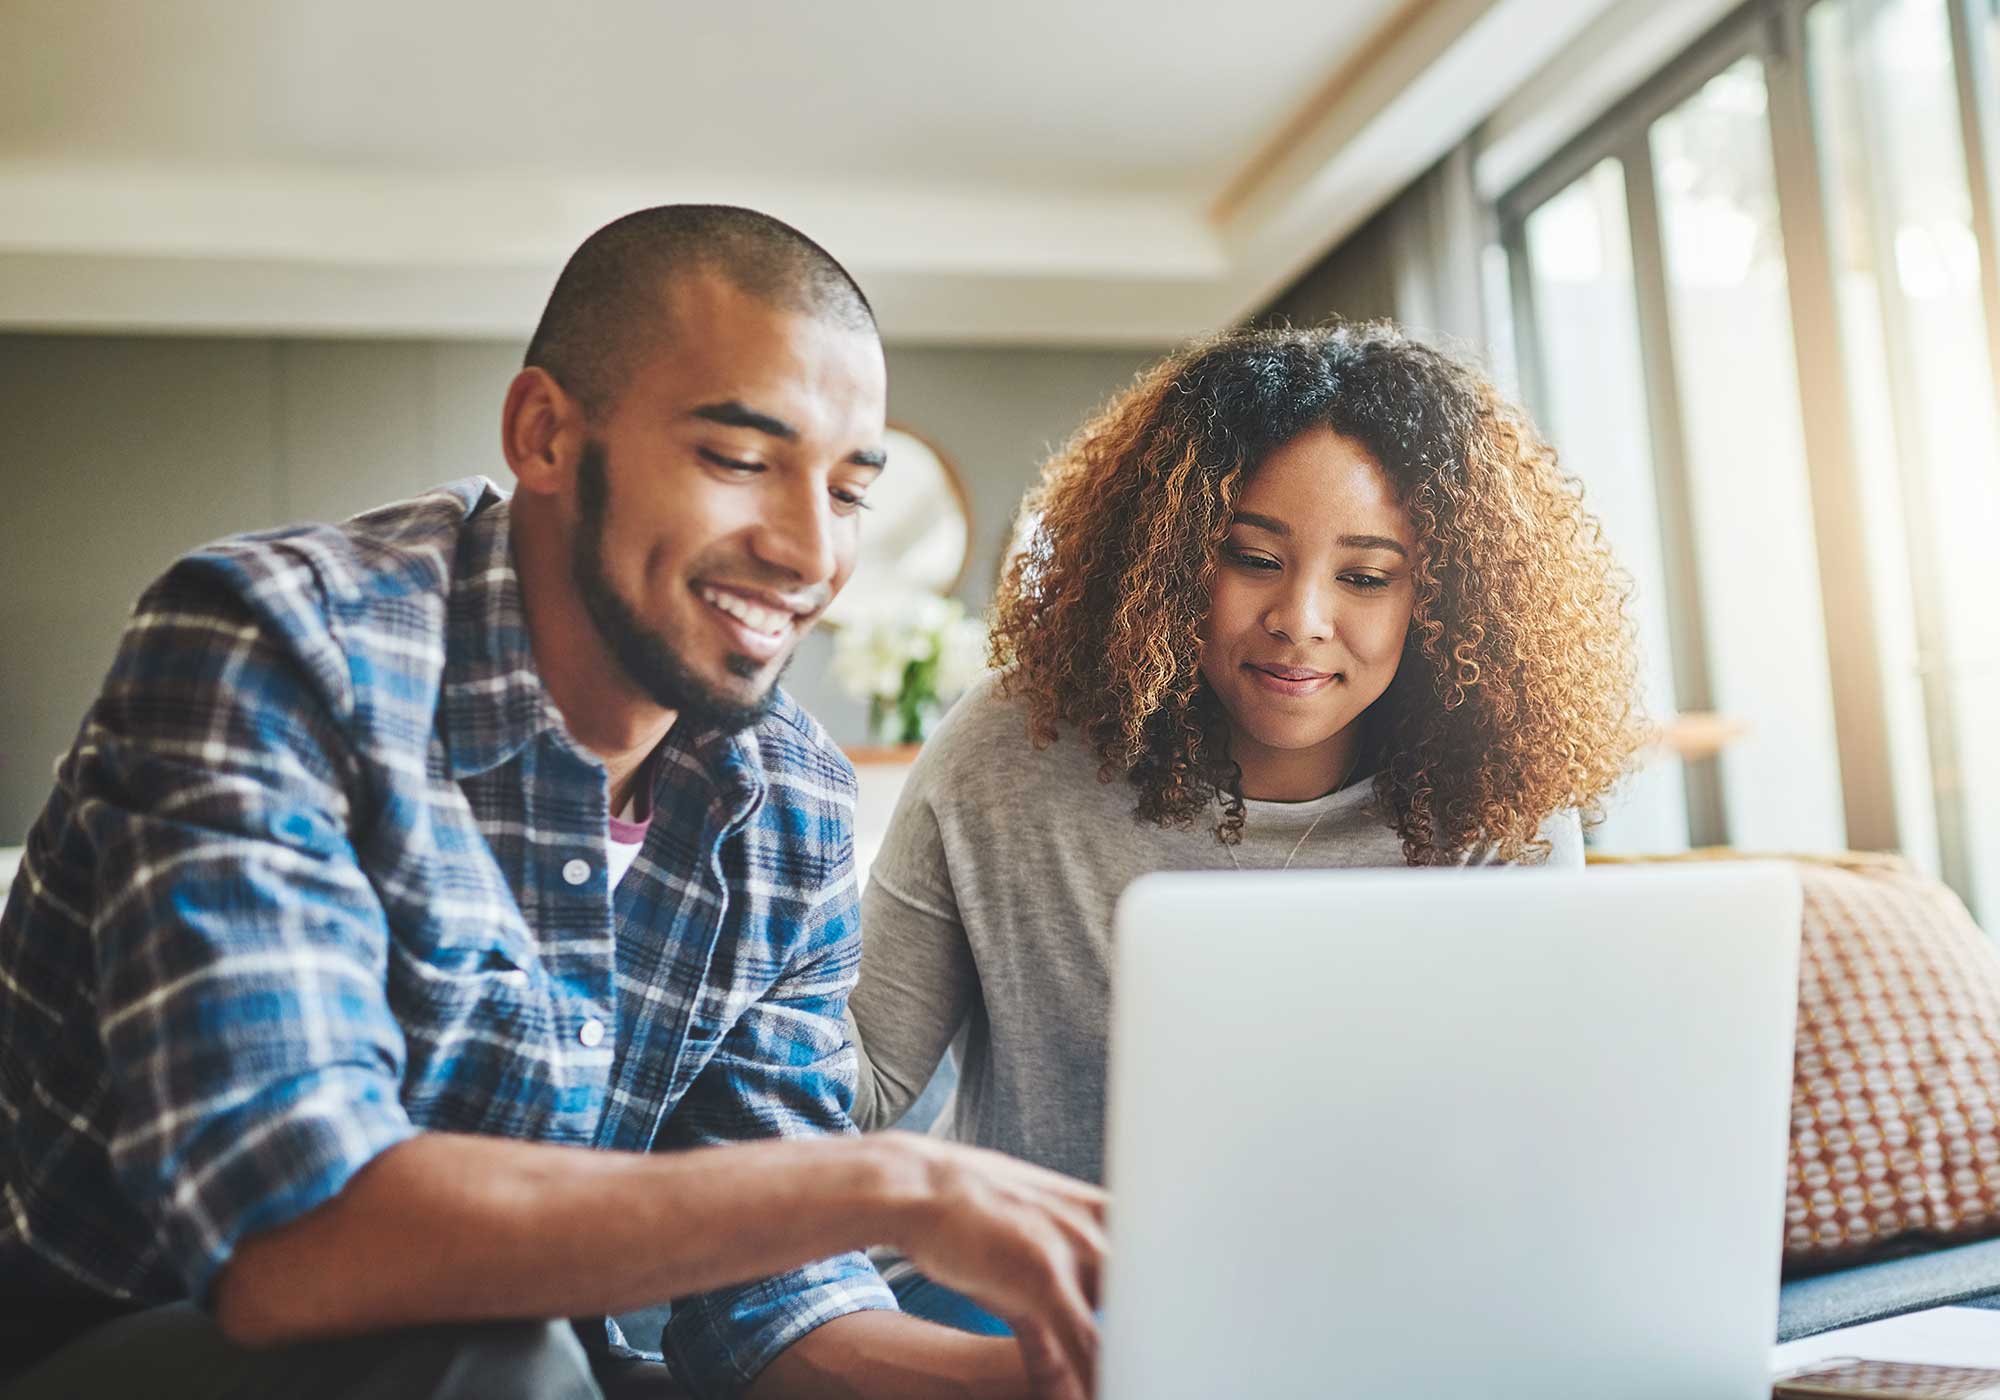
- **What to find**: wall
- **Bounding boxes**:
[0,333,1164,840]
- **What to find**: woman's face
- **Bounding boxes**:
[1197,427,1418,801]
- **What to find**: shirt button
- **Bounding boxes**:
[578,1018,606,1048]
[562,858,591,886]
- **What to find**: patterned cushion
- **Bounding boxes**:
[1785,858,2000,1271]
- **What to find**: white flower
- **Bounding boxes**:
[935,616,989,700]
[829,593,989,708]
[830,623,905,702]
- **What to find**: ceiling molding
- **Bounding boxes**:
[0,0,1643,345]
[0,160,1231,344]
[1211,0,1633,320]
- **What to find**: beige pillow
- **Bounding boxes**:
[1784,858,2000,1270]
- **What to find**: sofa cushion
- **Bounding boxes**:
[1779,1234,2000,1340]
[1785,859,2000,1272]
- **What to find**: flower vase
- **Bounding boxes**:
[868,695,937,747]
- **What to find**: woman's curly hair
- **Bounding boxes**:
[989,322,1648,864]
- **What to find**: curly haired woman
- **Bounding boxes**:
[848,322,1648,1333]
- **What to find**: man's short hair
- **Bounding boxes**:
[524,204,877,416]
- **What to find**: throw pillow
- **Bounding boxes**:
[1785,858,2000,1271]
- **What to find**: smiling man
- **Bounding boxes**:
[0,207,1104,1400]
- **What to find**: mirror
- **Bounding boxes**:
[823,423,973,626]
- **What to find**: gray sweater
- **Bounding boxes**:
[847,672,1582,1185]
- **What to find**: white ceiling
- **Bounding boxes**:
[0,0,1631,344]
[2,0,1416,194]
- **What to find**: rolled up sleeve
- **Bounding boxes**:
[80,565,416,1303]
[659,867,896,1397]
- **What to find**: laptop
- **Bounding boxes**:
[1100,863,1802,1399]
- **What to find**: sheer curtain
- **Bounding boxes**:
[1257,142,1494,353]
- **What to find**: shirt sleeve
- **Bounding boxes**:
[1542,808,1586,868]
[77,561,416,1304]
[1463,807,1587,867]
[658,837,897,1399]
[847,787,978,1132]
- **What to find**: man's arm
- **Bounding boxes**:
[215,1128,1103,1391]
[83,559,421,1305]
[85,560,1103,1396]
[749,1313,1069,1400]
[658,796,1100,1400]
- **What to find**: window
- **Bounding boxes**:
[1501,0,2000,917]
[1809,0,2000,903]
[1651,61,1848,851]
[1522,162,1691,852]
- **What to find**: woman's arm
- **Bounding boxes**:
[848,684,1008,1136]
[849,807,980,1131]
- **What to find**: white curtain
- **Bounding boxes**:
[1256,142,1492,353]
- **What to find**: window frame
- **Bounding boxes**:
[1948,0,2000,408]
[1490,0,2000,879]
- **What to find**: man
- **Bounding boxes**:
[0,206,1104,1400]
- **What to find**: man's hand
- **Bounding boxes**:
[875,1133,1107,1400]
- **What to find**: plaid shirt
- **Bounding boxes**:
[0,479,893,1395]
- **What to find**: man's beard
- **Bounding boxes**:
[571,439,786,733]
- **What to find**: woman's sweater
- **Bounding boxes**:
[847,672,1583,1186]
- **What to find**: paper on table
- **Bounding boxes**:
[1773,1307,2000,1376]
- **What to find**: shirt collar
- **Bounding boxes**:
[439,489,569,780]
[651,719,767,835]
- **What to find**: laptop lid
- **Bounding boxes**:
[1100,864,1802,1400]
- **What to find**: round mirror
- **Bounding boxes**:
[823,424,973,626]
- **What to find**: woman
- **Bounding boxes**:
[849,323,1646,1332]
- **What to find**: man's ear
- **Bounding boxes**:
[502,367,585,496]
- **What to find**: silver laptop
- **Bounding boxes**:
[1101,864,1801,1400]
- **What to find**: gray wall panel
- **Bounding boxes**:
[0,333,1163,839]
[0,335,280,836]
[276,340,436,523]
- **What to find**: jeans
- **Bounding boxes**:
[0,1304,681,1400]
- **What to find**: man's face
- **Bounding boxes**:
[570,273,887,730]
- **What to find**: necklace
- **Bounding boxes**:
[1220,751,1362,873]
[1224,807,1334,873]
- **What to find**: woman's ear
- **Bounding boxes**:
[501,367,585,497]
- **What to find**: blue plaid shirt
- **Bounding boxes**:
[0,479,894,1395]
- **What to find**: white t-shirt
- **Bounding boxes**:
[606,787,650,889]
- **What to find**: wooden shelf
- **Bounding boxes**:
[844,743,923,767]
[1652,712,1746,761]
